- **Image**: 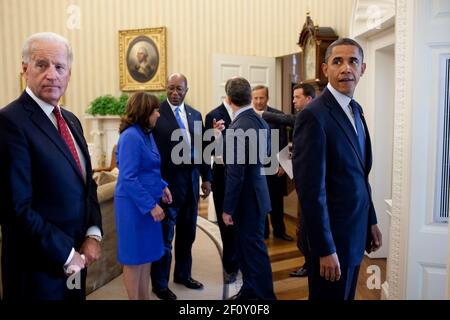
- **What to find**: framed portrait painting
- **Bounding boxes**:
[119,27,167,91]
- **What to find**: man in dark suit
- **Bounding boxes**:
[251,85,292,241]
[223,77,276,300]
[151,73,212,300]
[293,38,382,300]
[0,32,102,300]
[261,83,316,127]
[260,83,316,277]
[205,80,239,284]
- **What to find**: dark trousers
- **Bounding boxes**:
[151,187,198,290]
[212,185,239,274]
[264,175,286,237]
[297,214,309,269]
[234,209,276,300]
[2,266,87,300]
[308,257,360,300]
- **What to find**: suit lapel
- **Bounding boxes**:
[323,89,366,169]
[361,111,372,171]
[23,95,85,182]
[63,110,92,175]
[160,101,180,131]
[185,104,195,139]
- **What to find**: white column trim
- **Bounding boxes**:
[387,0,414,300]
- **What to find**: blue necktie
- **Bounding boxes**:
[175,106,194,161]
[175,106,189,143]
[350,100,366,162]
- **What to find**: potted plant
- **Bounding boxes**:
[86,92,167,116]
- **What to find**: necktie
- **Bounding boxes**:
[175,106,190,144]
[175,106,195,161]
[349,100,366,162]
[53,107,83,175]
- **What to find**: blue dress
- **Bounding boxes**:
[114,125,167,265]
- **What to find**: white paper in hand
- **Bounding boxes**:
[277,145,293,179]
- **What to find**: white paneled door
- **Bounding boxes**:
[208,53,276,222]
[212,53,276,107]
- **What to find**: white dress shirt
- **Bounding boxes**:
[326,83,360,134]
[223,99,234,121]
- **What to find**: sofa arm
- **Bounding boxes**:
[86,180,122,294]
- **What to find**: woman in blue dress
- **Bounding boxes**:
[114,92,172,300]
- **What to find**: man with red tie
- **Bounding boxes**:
[0,32,102,300]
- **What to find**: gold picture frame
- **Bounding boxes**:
[119,27,167,91]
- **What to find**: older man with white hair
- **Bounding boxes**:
[0,32,102,300]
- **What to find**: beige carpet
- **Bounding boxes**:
[88,218,225,300]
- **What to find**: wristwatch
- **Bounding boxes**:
[87,234,102,243]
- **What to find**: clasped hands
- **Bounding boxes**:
[65,237,102,276]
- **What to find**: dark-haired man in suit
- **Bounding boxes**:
[293,38,382,300]
[223,77,276,300]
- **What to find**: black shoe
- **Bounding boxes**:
[224,271,238,284]
[174,277,204,289]
[152,287,177,300]
[289,267,308,277]
[274,233,294,241]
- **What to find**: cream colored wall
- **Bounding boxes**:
[0,0,352,141]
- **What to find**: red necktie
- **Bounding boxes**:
[53,107,83,175]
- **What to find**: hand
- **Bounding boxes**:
[65,251,85,276]
[277,167,285,177]
[80,237,102,267]
[201,181,211,199]
[213,118,225,132]
[319,253,341,282]
[370,224,382,252]
[222,212,234,226]
[162,187,172,204]
[151,204,165,222]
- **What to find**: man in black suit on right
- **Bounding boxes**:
[293,38,382,300]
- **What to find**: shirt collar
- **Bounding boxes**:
[26,86,58,116]
[233,105,253,119]
[167,99,186,114]
[327,83,352,110]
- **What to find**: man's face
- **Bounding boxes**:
[251,88,269,111]
[293,88,312,112]
[22,40,71,106]
[322,45,366,97]
[166,75,188,106]
[137,51,145,63]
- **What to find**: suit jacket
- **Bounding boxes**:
[292,88,377,267]
[152,100,212,206]
[262,110,296,128]
[223,108,271,217]
[0,91,102,299]
[204,103,232,195]
[264,107,288,195]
